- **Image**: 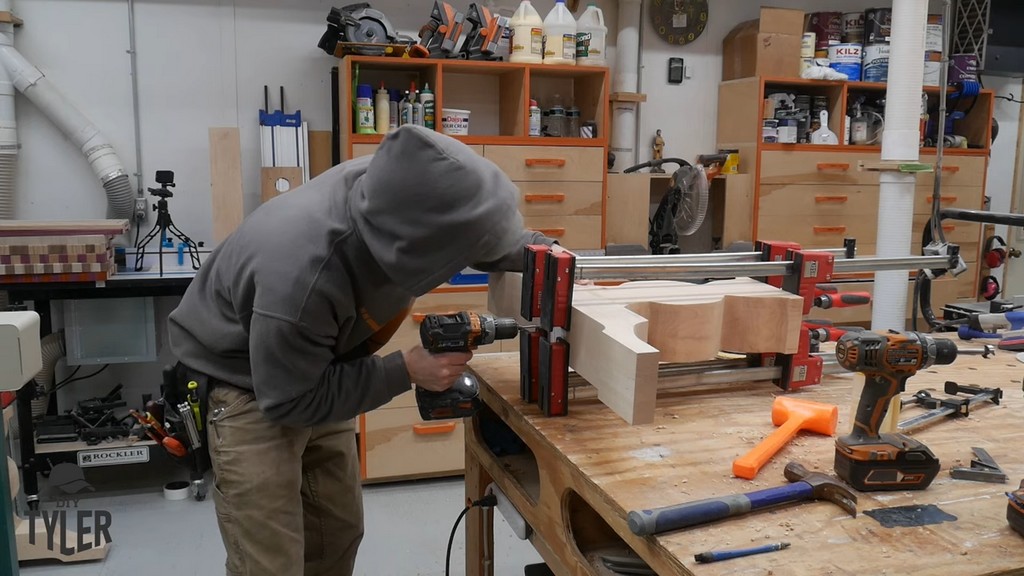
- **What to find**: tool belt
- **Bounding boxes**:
[159,363,212,478]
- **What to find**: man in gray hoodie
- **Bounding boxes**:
[167,126,550,576]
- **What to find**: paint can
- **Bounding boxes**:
[863,43,891,83]
[842,11,865,44]
[925,14,944,53]
[923,51,943,86]
[950,53,979,83]
[828,43,863,81]
[864,7,892,45]
[808,12,842,51]
[801,33,817,58]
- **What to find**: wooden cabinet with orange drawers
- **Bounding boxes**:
[717,77,995,322]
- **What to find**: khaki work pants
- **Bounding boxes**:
[207,384,363,576]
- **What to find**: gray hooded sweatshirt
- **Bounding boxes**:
[168,126,546,427]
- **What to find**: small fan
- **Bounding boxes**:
[626,158,710,255]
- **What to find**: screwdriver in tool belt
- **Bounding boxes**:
[187,381,202,430]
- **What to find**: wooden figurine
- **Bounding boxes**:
[651,129,666,173]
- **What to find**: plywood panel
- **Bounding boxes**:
[260,167,304,204]
[606,174,652,247]
[209,127,245,243]
[0,220,129,237]
[308,130,334,178]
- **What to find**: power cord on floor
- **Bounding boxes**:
[446,494,497,576]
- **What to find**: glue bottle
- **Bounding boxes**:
[421,84,435,130]
[510,0,543,63]
[389,89,400,130]
[374,83,390,134]
[543,0,577,65]
[412,91,424,127]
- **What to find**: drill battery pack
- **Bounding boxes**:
[1009,484,1024,537]
[834,434,940,492]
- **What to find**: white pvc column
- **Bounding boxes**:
[872,0,928,331]
[610,0,641,172]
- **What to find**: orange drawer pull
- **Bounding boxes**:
[813,226,847,234]
[525,158,566,168]
[815,195,849,203]
[943,224,956,232]
[925,195,959,204]
[413,422,457,436]
[941,166,961,174]
[534,228,565,237]
[817,162,850,171]
[525,193,566,203]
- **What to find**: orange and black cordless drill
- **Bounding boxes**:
[834,331,957,491]
[415,311,519,420]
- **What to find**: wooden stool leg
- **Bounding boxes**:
[465,441,494,576]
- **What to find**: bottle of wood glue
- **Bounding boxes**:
[388,89,400,130]
[529,99,541,136]
[412,91,424,126]
[374,83,389,134]
[576,3,607,66]
[510,0,543,63]
[543,0,576,65]
[356,84,375,134]
[421,84,435,129]
[400,89,413,126]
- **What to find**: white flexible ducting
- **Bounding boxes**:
[31,331,64,418]
[610,0,640,172]
[0,3,133,220]
[871,0,928,332]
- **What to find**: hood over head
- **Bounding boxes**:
[350,126,526,296]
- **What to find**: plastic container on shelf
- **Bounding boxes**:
[355,84,375,134]
[510,0,544,63]
[543,0,577,65]
[441,109,471,135]
[529,99,541,136]
[576,3,607,66]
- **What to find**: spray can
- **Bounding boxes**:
[375,83,390,134]
[356,84,375,134]
[529,99,541,136]
[421,84,435,130]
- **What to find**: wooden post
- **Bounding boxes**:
[465,426,494,576]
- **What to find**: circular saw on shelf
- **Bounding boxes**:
[624,158,710,255]
[317,3,415,57]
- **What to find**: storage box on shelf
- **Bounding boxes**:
[718,76,994,323]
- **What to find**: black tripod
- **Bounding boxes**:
[134,171,201,275]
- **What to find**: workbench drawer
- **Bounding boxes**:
[516,182,602,217]
[916,155,988,188]
[757,184,878,217]
[914,185,985,214]
[524,215,602,249]
[757,215,876,249]
[352,143,483,159]
[760,151,877,185]
[363,404,464,481]
[484,145,604,182]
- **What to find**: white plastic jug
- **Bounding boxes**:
[510,0,543,64]
[543,0,577,65]
[576,3,607,66]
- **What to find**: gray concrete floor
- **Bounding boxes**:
[15,462,543,576]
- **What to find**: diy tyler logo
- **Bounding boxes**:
[27,463,113,556]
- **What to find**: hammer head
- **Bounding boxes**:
[784,461,858,517]
[771,396,839,436]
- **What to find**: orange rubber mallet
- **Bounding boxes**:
[732,397,838,480]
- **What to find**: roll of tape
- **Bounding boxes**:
[164,480,191,501]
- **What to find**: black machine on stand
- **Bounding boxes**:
[134,170,201,276]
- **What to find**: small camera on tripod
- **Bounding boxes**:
[148,170,176,199]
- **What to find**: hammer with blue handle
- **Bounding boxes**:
[627,462,857,536]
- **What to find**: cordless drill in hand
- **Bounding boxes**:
[415,311,519,421]
[834,331,957,491]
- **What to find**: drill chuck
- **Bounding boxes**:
[491,317,520,341]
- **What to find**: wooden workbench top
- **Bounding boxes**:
[468,351,1024,576]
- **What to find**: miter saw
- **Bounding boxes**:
[317,3,415,57]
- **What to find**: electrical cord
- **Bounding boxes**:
[52,366,82,389]
[54,364,110,392]
[446,494,497,576]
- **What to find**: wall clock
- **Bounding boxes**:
[650,0,709,47]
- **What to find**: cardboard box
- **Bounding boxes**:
[723,7,804,81]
